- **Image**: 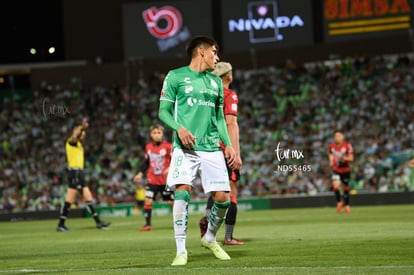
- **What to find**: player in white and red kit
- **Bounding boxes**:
[328,131,354,214]
[133,124,173,231]
[200,62,244,245]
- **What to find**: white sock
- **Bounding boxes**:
[204,201,229,243]
[173,199,188,256]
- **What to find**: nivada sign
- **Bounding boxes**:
[123,1,213,59]
[221,0,314,53]
[324,0,412,40]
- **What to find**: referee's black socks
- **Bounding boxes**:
[86,201,101,224]
[58,201,71,226]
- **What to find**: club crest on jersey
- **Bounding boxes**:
[231,103,237,111]
[160,148,167,156]
[161,79,167,97]
[185,86,193,94]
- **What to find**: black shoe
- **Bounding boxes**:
[57,225,69,232]
[96,221,111,229]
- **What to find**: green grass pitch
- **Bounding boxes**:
[1,205,413,274]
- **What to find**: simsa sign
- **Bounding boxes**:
[221,0,314,52]
[123,1,213,59]
[324,0,413,41]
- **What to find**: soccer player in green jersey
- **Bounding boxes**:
[159,36,241,266]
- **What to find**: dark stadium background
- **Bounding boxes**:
[2,0,413,73]
[1,0,413,215]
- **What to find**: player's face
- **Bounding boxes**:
[334,132,344,144]
[202,45,219,71]
[150,129,163,143]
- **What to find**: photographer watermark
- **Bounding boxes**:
[273,142,312,174]
[40,98,70,119]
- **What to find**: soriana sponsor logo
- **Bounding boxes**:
[142,6,191,51]
[324,0,412,36]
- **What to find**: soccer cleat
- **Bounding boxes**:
[140,225,152,231]
[56,225,69,232]
[96,221,111,229]
[345,205,351,214]
[336,202,343,213]
[224,238,245,245]
[201,237,231,260]
[171,253,188,266]
[199,216,208,237]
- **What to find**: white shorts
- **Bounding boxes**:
[167,148,230,194]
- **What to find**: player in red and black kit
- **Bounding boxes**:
[329,131,354,214]
[133,124,173,231]
[199,62,244,245]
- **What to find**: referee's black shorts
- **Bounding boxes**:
[67,168,86,191]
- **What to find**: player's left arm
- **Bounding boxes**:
[217,106,240,170]
[225,114,242,168]
[343,144,354,162]
[344,152,354,162]
[162,144,172,176]
[217,107,231,147]
[133,156,149,183]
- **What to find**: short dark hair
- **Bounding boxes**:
[185,36,218,58]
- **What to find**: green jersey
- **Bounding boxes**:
[160,66,224,152]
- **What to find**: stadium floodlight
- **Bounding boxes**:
[48,47,55,54]
[30,48,37,55]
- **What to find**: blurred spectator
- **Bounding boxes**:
[0,54,414,212]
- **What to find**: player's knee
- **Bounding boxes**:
[83,194,93,202]
[176,184,192,192]
[332,181,340,191]
[212,191,229,203]
[144,198,153,205]
[65,189,77,202]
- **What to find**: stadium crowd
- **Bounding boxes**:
[1,55,414,212]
